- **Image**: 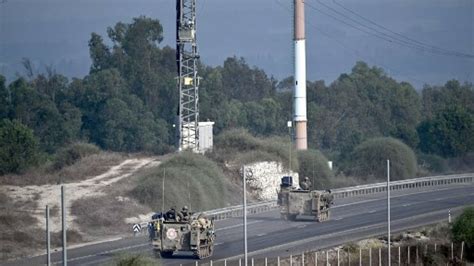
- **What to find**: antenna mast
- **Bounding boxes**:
[176,0,199,151]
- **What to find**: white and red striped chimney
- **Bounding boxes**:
[294,0,308,150]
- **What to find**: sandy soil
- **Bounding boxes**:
[0,157,160,233]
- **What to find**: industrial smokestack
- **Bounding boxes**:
[294,0,308,150]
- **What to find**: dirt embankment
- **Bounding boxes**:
[0,156,160,261]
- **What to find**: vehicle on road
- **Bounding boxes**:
[277,176,334,222]
[148,211,215,259]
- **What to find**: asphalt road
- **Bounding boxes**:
[4,184,473,266]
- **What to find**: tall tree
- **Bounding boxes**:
[418,106,474,157]
[0,75,10,119]
[0,119,39,174]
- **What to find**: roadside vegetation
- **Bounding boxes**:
[113,253,159,266]
[131,152,241,212]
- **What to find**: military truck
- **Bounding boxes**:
[148,212,215,259]
[277,176,334,222]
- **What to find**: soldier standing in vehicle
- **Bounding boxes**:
[300,176,312,190]
[166,207,177,221]
[181,206,190,221]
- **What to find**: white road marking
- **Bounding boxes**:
[216,220,263,231]
[257,233,267,237]
[297,225,307,229]
[402,204,411,207]
[215,242,223,246]
[333,217,342,221]
[368,210,376,213]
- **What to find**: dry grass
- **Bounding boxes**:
[0,152,125,186]
[0,191,42,261]
[71,194,151,237]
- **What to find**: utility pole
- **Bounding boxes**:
[61,186,67,266]
[243,166,248,266]
[176,0,200,152]
[242,166,253,266]
[387,160,391,266]
[46,205,51,266]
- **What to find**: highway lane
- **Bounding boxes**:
[3,184,473,266]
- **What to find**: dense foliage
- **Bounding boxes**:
[452,207,474,261]
[297,149,333,189]
[0,119,40,174]
[131,152,235,211]
[349,137,417,180]
[0,16,472,176]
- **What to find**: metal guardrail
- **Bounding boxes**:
[202,173,473,221]
[136,173,473,227]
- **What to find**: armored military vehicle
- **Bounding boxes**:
[148,212,215,259]
[277,176,334,222]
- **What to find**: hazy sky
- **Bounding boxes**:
[1,0,473,88]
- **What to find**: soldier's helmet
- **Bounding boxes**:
[182,206,188,211]
[304,177,309,181]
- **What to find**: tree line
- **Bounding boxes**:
[0,16,473,174]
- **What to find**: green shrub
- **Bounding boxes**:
[452,207,474,261]
[417,153,449,174]
[0,119,40,174]
[115,253,158,266]
[52,142,101,170]
[213,129,298,171]
[349,137,417,180]
[131,152,235,212]
[297,149,333,189]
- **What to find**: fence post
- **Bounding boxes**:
[359,248,362,266]
[434,243,437,252]
[210,260,213,266]
[461,241,464,262]
[290,254,293,266]
[265,257,268,266]
[378,248,381,266]
[239,258,242,266]
[196,261,198,266]
[398,246,400,266]
[369,248,372,266]
[277,256,280,266]
[315,252,318,266]
[251,258,254,266]
[407,246,410,264]
[326,251,329,266]
[302,252,305,265]
[224,259,227,266]
[451,242,454,260]
[337,249,340,266]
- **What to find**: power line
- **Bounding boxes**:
[273,0,428,85]
[332,0,474,58]
[308,0,474,59]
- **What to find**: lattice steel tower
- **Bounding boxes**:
[176,0,199,151]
